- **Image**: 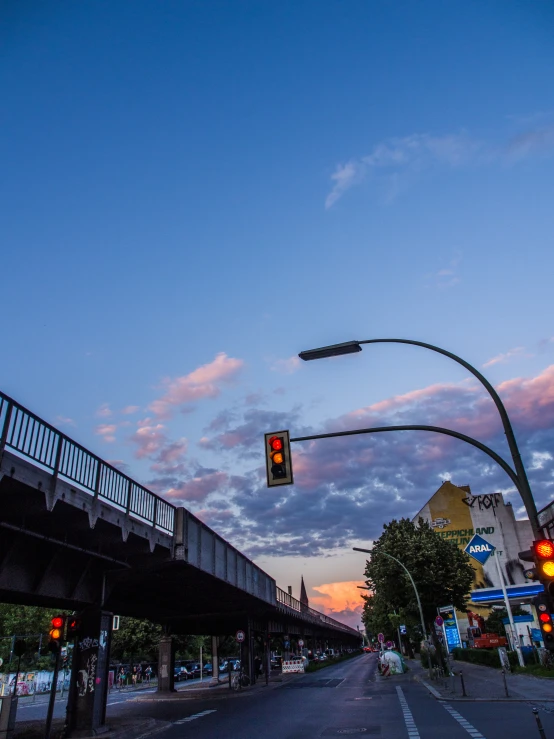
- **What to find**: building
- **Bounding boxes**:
[413,481,540,646]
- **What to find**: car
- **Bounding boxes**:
[318,654,327,661]
[226,658,241,671]
[203,663,213,676]
[173,666,191,682]
[183,662,202,678]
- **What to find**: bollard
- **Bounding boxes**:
[451,673,456,694]
[501,669,509,698]
[532,707,547,739]
[460,670,467,697]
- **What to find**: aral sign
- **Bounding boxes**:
[464,534,496,566]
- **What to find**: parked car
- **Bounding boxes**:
[173,666,191,682]
[226,658,241,672]
[183,662,202,678]
[203,663,213,676]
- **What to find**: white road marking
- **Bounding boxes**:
[396,686,421,738]
[174,709,217,725]
[442,704,487,738]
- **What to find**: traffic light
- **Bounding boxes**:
[533,539,554,598]
[264,430,293,487]
[49,615,65,652]
[66,616,81,638]
[534,593,554,649]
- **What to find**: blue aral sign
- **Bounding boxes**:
[464,534,496,565]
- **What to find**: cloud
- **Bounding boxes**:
[95,403,112,418]
[55,415,75,427]
[270,356,302,375]
[95,424,117,443]
[149,353,244,418]
[426,252,462,289]
[326,122,554,207]
[326,132,481,208]
[193,364,554,559]
[163,471,229,503]
[483,347,528,368]
[129,420,167,458]
[311,580,366,616]
[325,160,366,209]
[121,405,140,415]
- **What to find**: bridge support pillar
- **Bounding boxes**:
[210,636,220,685]
[157,635,175,692]
[65,609,112,737]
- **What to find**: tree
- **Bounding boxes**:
[364,518,475,633]
[110,618,162,662]
[0,603,61,671]
[484,607,527,637]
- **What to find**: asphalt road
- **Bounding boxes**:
[108,654,554,738]
[16,656,554,737]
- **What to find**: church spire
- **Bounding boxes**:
[300,575,309,607]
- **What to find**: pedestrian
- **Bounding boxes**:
[145,666,152,684]
[137,664,142,683]
[132,665,138,685]
[254,655,262,678]
[118,667,125,689]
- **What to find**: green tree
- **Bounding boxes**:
[110,618,163,662]
[0,603,60,671]
[484,607,527,637]
[364,518,475,633]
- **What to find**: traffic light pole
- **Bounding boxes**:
[45,649,60,739]
[298,338,541,538]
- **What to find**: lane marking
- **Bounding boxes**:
[419,679,442,700]
[396,686,421,738]
[442,704,487,738]
[174,709,217,725]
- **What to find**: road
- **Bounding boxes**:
[17,655,554,737]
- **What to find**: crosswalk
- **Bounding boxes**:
[173,709,217,726]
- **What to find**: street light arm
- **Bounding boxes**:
[358,339,538,534]
[291,424,521,492]
[353,547,428,640]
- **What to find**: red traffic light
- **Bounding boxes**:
[269,437,283,451]
[535,540,554,559]
[51,616,64,629]
[540,613,551,623]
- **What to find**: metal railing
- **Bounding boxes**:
[0,392,175,533]
[276,587,359,635]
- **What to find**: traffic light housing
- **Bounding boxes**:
[49,615,65,652]
[533,539,554,598]
[264,430,293,487]
[534,593,554,650]
[66,616,81,638]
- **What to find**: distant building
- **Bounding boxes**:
[413,481,539,646]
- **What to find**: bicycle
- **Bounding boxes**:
[230,672,250,691]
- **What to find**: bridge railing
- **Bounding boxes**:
[275,586,358,635]
[0,392,175,534]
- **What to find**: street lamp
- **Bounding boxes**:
[353,547,428,643]
[299,338,540,538]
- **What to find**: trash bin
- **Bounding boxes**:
[0,696,18,739]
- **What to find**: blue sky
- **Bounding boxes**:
[2,1,554,625]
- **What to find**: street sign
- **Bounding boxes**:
[235,630,245,643]
[399,625,407,635]
[112,615,120,631]
[435,616,444,627]
[298,639,304,647]
[385,640,393,649]
[464,534,496,565]
[378,633,384,643]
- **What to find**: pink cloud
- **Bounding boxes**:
[95,424,117,443]
[130,420,167,458]
[164,471,228,502]
[483,346,528,368]
[149,353,244,418]
[95,403,113,418]
[121,405,140,415]
[156,438,188,464]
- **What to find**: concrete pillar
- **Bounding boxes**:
[157,635,175,692]
[65,609,112,737]
[210,636,219,685]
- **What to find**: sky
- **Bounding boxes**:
[2,0,554,629]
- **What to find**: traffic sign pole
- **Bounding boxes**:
[494,552,524,667]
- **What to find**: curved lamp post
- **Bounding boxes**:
[299,338,540,538]
[353,547,428,642]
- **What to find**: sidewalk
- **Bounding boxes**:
[407,657,554,703]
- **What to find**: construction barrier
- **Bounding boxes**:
[281,660,305,674]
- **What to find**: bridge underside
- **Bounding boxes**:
[0,459,359,643]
